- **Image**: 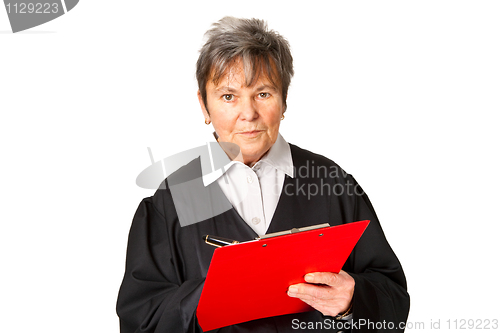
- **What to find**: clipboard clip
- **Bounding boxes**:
[203,223,330,248]
[256,223,330,240]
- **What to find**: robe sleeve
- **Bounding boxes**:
[342,176,410,332]
[116,196,204,333]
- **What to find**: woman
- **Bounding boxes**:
[117,17,410,333]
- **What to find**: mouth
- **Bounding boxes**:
[238,130,263,137]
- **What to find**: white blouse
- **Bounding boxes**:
[202,133,294,236]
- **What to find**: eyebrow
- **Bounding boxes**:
[255,84,278,92]
[214,84,278,93]
[214,86,238,93]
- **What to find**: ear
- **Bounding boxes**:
[198,91,210,120]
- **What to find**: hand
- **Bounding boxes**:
[287,270,354,317]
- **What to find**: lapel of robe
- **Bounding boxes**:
[267,144,332,233]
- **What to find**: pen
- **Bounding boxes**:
[203,235,240,248]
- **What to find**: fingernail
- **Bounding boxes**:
[305,274,314,282]
[288,286,298,294]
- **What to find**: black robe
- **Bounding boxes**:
[116,144,410,332]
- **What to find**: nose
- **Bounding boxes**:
[239,97,259,121]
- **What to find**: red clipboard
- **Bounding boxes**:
[196,220,370,331]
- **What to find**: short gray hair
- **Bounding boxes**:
[196,17,294,113]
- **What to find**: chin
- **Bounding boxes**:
[241,146,267,160]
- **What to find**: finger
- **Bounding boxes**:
[287,283,331,300]
[304,272,339,286]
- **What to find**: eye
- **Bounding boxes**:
[222,94,234,101]
[258,92,270,98]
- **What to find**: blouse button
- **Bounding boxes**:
[246,175,253,183]
[252,217,261,225]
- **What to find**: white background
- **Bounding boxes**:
[1,1,499,331]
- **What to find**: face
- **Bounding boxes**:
[198,60,285,166]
